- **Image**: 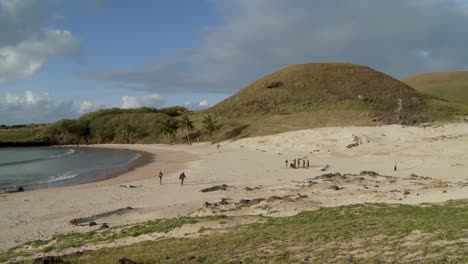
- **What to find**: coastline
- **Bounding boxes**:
[0,146,157,193]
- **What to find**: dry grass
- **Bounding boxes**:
[209,63,426,120]
[402,71,468,105]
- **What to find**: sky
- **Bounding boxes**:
[1,0,468,125]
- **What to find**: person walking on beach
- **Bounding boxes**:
[216,143,220,153]
[158,171,163,184]
[179,172,186,186]
[394,162,398,171]
[285,160,288,167]
[306,159,309,168]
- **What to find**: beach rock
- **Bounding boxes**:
[201,184,229,193]
[244,187,253,191]
[32,256,64,264]
[403,190,411,195]
[219,198,230,205]
[70,207,134,226]
[100,223,110,229]
[238,198,265,207]
[329,185,341,191]
[313,172,342,180]
[89,221,97,226]
[360,171,380,177]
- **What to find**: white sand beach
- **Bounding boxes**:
[1,123,467,251]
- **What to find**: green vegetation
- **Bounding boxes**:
[2,63,468,146]
[5,201,468,263]
[402,71,468,105]
[201,114,223,142]
[0,216,227,263]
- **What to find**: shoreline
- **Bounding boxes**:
[0,146,157,193]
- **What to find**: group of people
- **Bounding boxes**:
[285,158,310,169]
[157,171,186,185]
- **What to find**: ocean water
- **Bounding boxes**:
[0,147,141,190]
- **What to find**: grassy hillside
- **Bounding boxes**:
[402,71,468,105]
[210,63,426,120]
[4,200,468,263]
[2,63,468,145]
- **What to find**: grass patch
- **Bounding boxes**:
[49,200,468,263]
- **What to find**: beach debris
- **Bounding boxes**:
[200,184,229,193]
[100,223,110,229]
[70,206,134,226]
[320,165,330,171]
[403,190,411,195]
[120,184,138,189]
[346,135,363,149]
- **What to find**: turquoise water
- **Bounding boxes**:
[0,147,141,190]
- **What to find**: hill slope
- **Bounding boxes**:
[401,71,468,105]
[210,63,426,120]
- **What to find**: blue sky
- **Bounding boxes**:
[1,0,468,124]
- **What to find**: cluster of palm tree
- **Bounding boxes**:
[161,111,223,144]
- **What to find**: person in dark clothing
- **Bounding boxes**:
[158,171,163,184]
[179,172,186,186]
[285,160,288,167]
[394,162,398,171]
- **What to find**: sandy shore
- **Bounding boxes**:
[1,123,467,251]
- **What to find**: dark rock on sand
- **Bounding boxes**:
[201,184,229,193]
[238,198,265,207]
[312,172,343,181]
[100,223,110,229]
[403,190,411,195]
[360,171,380,177]
[88,221,97,226]
[70,207,134,226]
[329,185,342,191]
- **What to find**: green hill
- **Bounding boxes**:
[211,63,426,117]
[401,71,468,105]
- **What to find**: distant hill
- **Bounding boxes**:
[401,71,468,105]
[210,63,427,122]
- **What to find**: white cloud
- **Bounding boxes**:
[121,94,164,109]
[0,0,80,84]
[85,0,468,93]
[79,100,105,115]
[0,90,77,125]
[185,99,210,110]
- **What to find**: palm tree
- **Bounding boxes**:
[161,119,178,143]
[177,109,194,144]
[121,123,136,144]
[201,114,223,143]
